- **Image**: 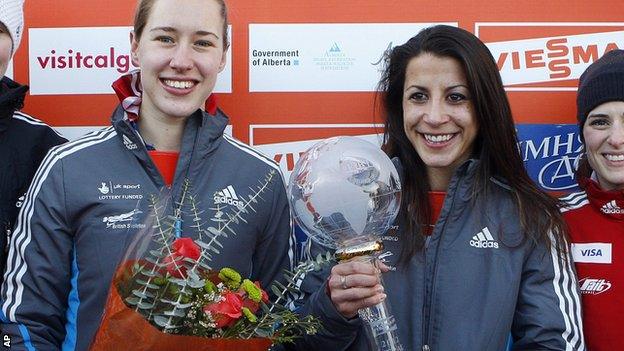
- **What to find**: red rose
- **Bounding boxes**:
[204,292,243,328]
[163,238,201,278]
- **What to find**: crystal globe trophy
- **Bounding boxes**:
[288,136,403,351]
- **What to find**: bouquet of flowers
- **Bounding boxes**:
[91,175,328,350]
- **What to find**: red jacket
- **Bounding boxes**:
[561,178,624,351]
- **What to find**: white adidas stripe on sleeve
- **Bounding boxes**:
[223,134,281,173]
[13,111,65,138]
[548,232,586,351]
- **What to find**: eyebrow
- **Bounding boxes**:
[587,113,610,118]
[405,84,469,91]
[149,27,220,38]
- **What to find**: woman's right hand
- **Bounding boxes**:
[327,260,390,319]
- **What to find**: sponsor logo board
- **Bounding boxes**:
[253,123,582,190]
[249,124,383,183]
[249,23,456,92]
[476,23,624,90]
[53,125,232,141]
[29,26,232,95]
[516,124,582,192]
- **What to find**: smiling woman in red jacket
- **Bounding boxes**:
[561,49,624,351]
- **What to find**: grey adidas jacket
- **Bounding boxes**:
[290,158,585,351]
[0,106,295,350]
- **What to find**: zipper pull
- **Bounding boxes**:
[422,345,431,351]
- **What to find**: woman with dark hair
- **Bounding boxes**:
[293,25,585,351]
[561,49,624,351]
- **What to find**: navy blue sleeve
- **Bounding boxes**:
[511,235,585,350]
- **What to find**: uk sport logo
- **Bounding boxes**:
[579,277,612,295]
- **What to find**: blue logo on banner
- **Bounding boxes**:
[516,124,583,192]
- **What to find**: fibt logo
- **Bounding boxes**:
[579,277,612,295]
[477,23,624,89]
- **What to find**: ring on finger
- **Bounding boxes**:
[340,275,349,290]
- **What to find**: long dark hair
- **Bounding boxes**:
[379,25,568,265]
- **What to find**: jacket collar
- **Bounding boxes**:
[579,177,624,220]
[0,76,28,133]
[110,69,227,153]
[111,69,218,123]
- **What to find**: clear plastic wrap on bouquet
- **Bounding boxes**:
[91,178,320,350]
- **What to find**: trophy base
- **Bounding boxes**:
[335,240,384,261]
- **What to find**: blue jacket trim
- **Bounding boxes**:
[61,245,80,351]
[0,309,35,351]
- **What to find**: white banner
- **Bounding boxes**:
[249,23,456,92]
[29,26,232,95]
[486,31,624,86]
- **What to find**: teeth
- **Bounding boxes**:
[605,154,624,161]
[424,134,454,143]
[163,79,194,89]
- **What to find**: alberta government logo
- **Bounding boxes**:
[313,42,355,71]
[251,49,300,67]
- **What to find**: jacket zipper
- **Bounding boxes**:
[421,171,464,351]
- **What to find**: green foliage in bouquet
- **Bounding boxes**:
[117,172,331,344]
